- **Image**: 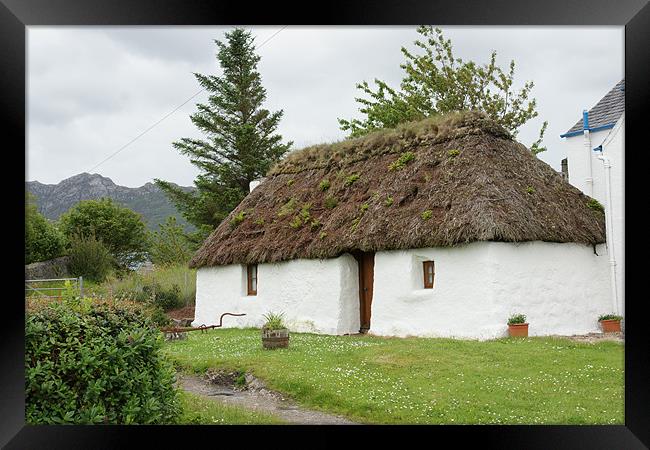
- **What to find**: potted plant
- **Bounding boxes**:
[261,311,289,349]
[507,313,529,337]
[598,313,623,333]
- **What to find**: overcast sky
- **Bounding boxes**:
[27,26,623,188]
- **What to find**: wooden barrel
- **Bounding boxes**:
[261,328,289,349]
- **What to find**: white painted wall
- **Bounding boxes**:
[370,242,612,339]
[563,116,624,317]
[194,241,612,339]
[193,253,360,335]
[600,116,624,317]
[564,128,610,202]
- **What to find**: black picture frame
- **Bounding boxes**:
[3,0,648,448]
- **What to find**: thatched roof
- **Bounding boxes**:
[190,111,605,268]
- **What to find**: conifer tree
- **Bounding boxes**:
[156,28,292,238]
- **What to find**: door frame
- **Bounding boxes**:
[352,251,375,334]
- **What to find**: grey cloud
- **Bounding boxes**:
[27,26,623,188]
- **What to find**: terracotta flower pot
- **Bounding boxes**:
[261,328,289,349]
[508,323,529,337]
[599,319,621,333]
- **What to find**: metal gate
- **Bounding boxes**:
[25,277,84,299]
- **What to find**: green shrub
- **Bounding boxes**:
[421,210,433,220]
[149,306,172,327]
[587,198,605,213]
[526,186,535,194]
[25,299,180,424]
[149,217,193,266]
[360,203,369,213]
[389,151,416,171]
[507,313,527,325]
[25,194,67,264]
[154,284,183,311]
[59,198,149,269]
[384,196,394,207]
[67,233,114,283]
[447,149,460,158]
[598,313,623,322]
[319,179,331,191]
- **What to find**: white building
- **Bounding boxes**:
[191,112,613,339]
[560,79,624,318]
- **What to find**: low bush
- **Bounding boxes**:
[25,297,180,424]
[154,284,183,311]
[67,233,114,282]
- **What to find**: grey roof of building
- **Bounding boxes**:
[564,79,625,135]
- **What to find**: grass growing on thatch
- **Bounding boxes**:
[388,151,416,171]
[319,179,331,191]
[190,111,605,268]
[324,196,338,209]
[230,211,246,228]
[587,199,605,213]
[277,198,298,217]
[344,173,360,186]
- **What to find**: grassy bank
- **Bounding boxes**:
[164,328,624,425]
[178,391,285,425]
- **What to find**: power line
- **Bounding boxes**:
[85,25,288,174]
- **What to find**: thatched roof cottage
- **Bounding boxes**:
[191,112,612,339]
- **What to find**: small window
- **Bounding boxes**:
[247,264,258,295]
[423,261,435,289]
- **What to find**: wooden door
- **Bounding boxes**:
[354,251,375,333]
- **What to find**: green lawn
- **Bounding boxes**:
[177,390,286,425]
[163,328,624,425]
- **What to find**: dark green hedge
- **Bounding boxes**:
[25,299,180,424]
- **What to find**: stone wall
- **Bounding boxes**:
[25,256,70,280]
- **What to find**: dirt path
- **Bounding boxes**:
[177,372,357,425]
[556,332,624,344]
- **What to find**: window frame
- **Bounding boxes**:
[247,264,258,296]
[423,260,435,289]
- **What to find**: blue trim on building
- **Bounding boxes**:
[560,122,616,138]
[583,110,589,130]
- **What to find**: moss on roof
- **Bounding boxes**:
[190,111,605,268]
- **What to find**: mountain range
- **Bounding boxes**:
[26,173,195,231]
